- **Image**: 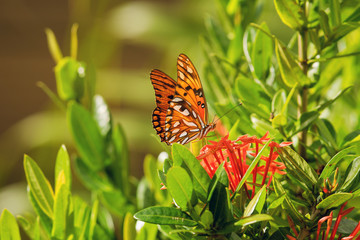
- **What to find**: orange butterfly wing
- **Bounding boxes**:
[150,69,176,143]
[151,54,215,145]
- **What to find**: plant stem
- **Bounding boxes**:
[297,4,309,159]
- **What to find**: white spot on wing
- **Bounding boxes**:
[173,121,180,127]
[181,109,190,116]
[182,119,197,127]
[178,61,184,67]
[172,97,183,102]
[168,136,176,143]
[187,66,193,74]
[179,131,188,138]
[179,71,185,80]
[173,105,181,111]
[190,128,199,132]
[172,128,180,134]
[192,110,197,118]
[181,137,189,145]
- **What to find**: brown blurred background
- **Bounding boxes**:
[0,0,289,215]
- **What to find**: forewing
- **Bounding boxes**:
[176,54,208,122]
[150,69,176,142]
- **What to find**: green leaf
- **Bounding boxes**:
[278,146,318,190]
[244,185,267,217]
[340,157,360,192]
[273,178,308,223]
[111,124,130,193]
[329,0,341,28]
[51,184,70,239]
[144,155,161,191]
[208,163,232,227]
[28,191,52,237]
[100,189,135,216]
[134,207,197,226]
[275,40,311,87]
[88,199,99,240]
[24,155,54,218]
[74,157,113,191]
[207,162,227,202]
[0,209,21,240]
[297,111,320,134]
[319,10,331,39]
[268,195,286,210]
[166,166,196,211]
[172,144,211,203]
[271,90,286,115]
[55,145,72,192]
[316,193,353,209]
[200,210,214,230]
[92,95,112,138]
[316,86,352,112]
[135,223,158,240]
[73,197,91,240]
[316,119,338,153]
[234,140,271,194]
[341,130,360,147]
[55,57,85,101]
[234,214,273,227]
[319,145,360,183]
[45,28,63,63]
[67,101,106,171]
[123,212,136,240]
[273,0,306,30]
[251,22,273,80]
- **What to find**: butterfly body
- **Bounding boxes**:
[151,54,215,145]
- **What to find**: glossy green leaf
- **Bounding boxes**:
[144,155,161,191]
[319,145,360,182]
[272,114,287,128]
[341,130,360,147]
[332,23,360,43]
[209,163,232,227]
[45,28,63,63]
[123,212,136,240]
[244,185,267,217]
[252,22,273,80]
[24,155,54,218]
[275,40,311,87]
[340,157,360,192]
[55,57,85,101]
[55,145,71,192]
[273,0,306,30]
[273,178,307,223]
[200,210,214,230]
[67,101,105,171]
[268,195,286,210]
[134,207,197,226]
[207,162,227,202]
[234,140,270,194]
[172,144,211,203]
[316,119,338,153]
[51,184,70,239]
[92,95,112,138]
[297,111,320,133]
[166,166,195,211]
[135,223,158,240]
[73,197,91,240]
[28,190,52,237]
[278,146,318,190]
[316,193,353,209]
[234,214,273,227]
[345,6,360,22]
[0,209,21,240]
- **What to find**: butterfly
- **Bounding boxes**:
[150,53,216,145]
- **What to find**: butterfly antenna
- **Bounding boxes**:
[213,102,243,124]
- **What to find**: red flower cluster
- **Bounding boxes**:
[196,132,292,198]
[287,202,360,240]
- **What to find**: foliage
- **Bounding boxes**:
[1,0,360,239]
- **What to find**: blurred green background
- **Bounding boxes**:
[0,0,293,218]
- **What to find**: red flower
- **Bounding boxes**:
[197,132,291,198]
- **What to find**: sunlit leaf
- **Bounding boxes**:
[273,0,306,30]
[134,207,197,226]
[316,193,353,209]
[0,209,21,240]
